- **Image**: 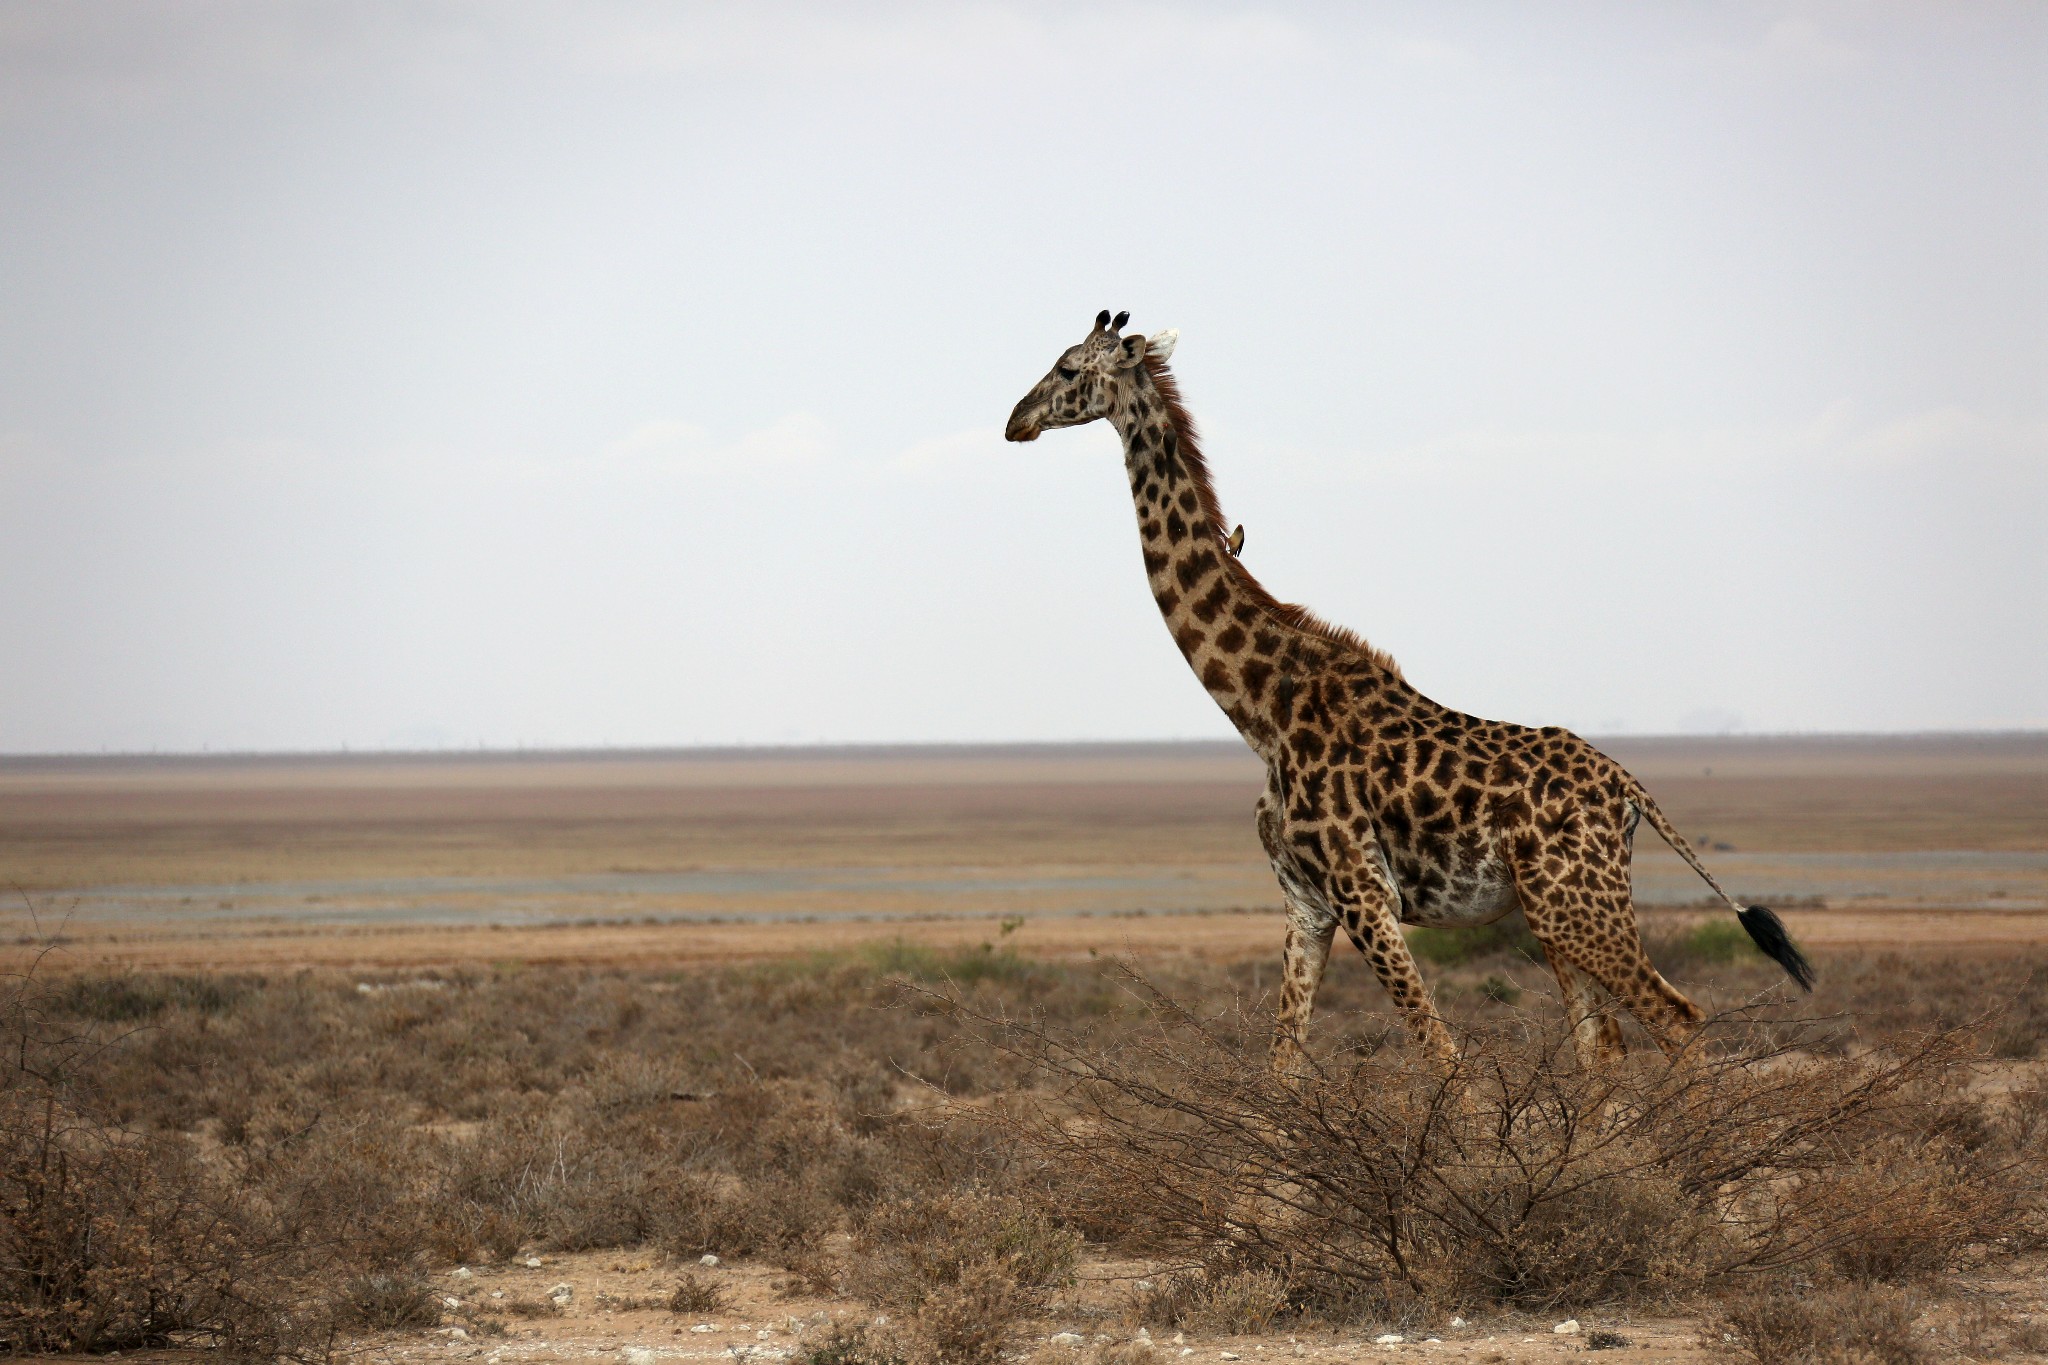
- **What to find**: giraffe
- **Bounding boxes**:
[1005,311,1812,1072]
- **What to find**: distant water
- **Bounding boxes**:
[1629,850,2048,910]
[30,867,1242,929]
[20,850,2048,933]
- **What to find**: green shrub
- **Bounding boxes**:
[1406,915,1544,967]
[51,973,250,1022]
[1683,918,1760,965]
[860,939,1039,986]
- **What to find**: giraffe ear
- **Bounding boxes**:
[1116,334,1148,368]
[1143,328,1178,364]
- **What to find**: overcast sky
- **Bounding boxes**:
[1,2,2042,753]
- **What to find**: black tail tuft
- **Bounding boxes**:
[1738,905,1815,992]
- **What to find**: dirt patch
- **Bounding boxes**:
[350,1249,1729,1365]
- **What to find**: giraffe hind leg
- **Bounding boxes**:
[1551,957,1627,1068]
[1533,905,1704,1059]
[1513,797,1707,1059]
[1515,838,1705,1059]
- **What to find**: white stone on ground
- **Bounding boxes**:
[1372,1336,1403,1346]
[1049,1333,1083,1347]
[1552,1320,1579,1335]
[701,1255,720,1267]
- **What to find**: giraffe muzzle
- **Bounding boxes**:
[1004,412,1042,442]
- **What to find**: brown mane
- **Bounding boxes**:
[1142,352,1404,682]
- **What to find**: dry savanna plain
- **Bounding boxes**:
[4,734,2048,1365]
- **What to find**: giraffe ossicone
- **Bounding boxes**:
[1005,311,1812,1073]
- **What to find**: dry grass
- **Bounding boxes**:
[0,956,328,1358]
[954,965,2046,1323]
[4,929,2048,1359]
[1124,1269,1292,1335]
[1706,1278,2048,1363]
[334,1272,443,1331]
[1708,1281,1929,1364]
[839,1191,1082,1364]
[665,1270,730,1315]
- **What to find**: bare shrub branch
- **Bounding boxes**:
[943,962,2042,1315]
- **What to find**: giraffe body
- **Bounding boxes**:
[1006,312,1812,1071]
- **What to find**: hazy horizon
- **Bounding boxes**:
[4,2,2043,753]
[9,729,2045,765]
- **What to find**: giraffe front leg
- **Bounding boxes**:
[1324,832,1457,1068]
[1272,895,1337,1082]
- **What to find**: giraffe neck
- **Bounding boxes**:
[1110,364,1388,759]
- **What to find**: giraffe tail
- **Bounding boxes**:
[1627,779,1815,992]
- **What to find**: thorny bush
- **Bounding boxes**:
[960,966,2047,1317]
[0,952,327,1359]
[839,1191,1082,1365]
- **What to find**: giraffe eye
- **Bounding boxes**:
[1057,366,1079,381]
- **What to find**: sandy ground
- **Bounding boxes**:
[359,1249,1725,1365]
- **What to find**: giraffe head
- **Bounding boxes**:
[1005,310,1177,442]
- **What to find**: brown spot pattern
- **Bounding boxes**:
[1009,317,1771,1076]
